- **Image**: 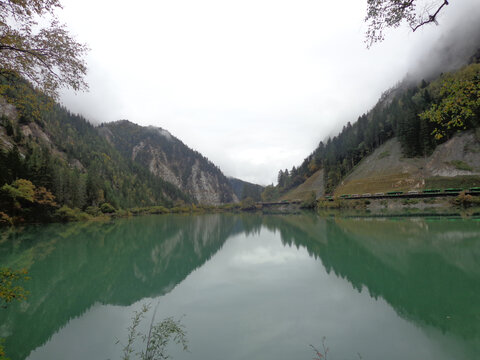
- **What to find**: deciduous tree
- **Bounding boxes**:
[420,64,480,140]
[0,0,88,98]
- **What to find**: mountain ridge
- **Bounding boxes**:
[268,52,480,201]
[99,119,238,205]
[0,74,242,222]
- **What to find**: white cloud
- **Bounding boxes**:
[58,0,480,184]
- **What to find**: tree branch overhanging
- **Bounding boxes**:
[411,0,449,31]
[0,0,88,98]
[365,0,451,48]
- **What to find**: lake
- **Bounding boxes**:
[0,213,479,360]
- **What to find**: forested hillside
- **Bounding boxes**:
[99,120,237,205]
[0,72,237,224]
[267,57,480,199]
[228,177,264,202]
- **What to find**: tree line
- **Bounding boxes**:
[0,74,191,224]
[268,62,480,198]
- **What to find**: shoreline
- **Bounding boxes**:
[2,199,480,229]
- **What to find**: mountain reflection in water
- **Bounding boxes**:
[0,213,478,359]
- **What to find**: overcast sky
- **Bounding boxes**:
[58,0,480,185]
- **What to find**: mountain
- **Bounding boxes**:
[279,130,480,200]
[335,132,480,195]
[270,51,480,200]
[98,120,237,205]
[0,214,242,360]
[0,73,237,223]
[228,177,264,201]
[265,215,480,344]
[0,97,188,213]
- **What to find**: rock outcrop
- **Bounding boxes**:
[100,120,237,205]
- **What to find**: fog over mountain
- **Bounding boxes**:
[406,13,480,83]
[58,0,480,185]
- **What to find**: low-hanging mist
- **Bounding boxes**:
[58,0,480,185]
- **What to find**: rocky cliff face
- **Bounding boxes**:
[100,120,238,205]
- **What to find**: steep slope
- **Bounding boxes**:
[280,169,324,201]
[100,120,237,205]
[228,177,264,201]
[0,72,241,212]
[0,74,218,214]
[335,132,480,195]
[0,105,191,211]
[271,50,480,199]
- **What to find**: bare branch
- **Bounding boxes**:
[411,0,449,31]
[365,0,450,48]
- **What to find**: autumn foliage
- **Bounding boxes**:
[420,64,480,140]
[0,0,88,98]
[0,178,58,223]
[0,267,29,307]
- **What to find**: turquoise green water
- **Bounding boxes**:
[0,214,479,360]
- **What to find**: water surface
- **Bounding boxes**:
[0,214,479,360]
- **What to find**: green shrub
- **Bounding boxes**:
[452,191,480,207]
[220,203,240,211]
[84,206,101,216]
[129,207,144,215]
[317,199,345,209]
[300,191,317,209]
[111,209,130,218]
[240,197,256,211]
[147,206,169,214]
[170,206,191,213]
[100,202,116,214]
[55,206,91,222]
[129,206,170,215]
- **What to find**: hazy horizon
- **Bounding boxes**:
[58,0,480,185]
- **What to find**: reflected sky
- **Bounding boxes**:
[20,217,478,360]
